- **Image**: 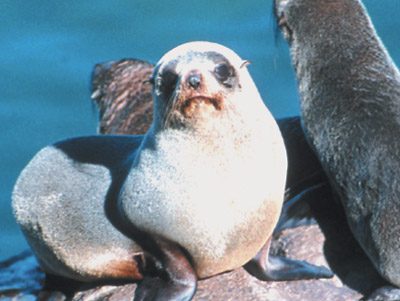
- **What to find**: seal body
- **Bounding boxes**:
[12,42,287,284]
[276,0,400,287]
[120,107,285,279]
[119,42,287,278]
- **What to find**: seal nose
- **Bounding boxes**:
[187,73,201,89]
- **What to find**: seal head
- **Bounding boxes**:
[150,42,254,132]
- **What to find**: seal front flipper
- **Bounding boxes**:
[133,237,196,301]
[244,238,333,281]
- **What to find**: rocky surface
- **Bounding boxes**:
[0,227,354,301]
[0,217,386,300]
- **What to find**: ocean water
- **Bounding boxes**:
[1,0,400,261]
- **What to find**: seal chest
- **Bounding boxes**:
[119,41,287,278]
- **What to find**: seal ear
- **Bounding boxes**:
[90,59,155,135]
[240,60,251,69]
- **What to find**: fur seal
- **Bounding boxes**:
[275,0,400,297]
[12,41,331,301]
[91,59,153,135]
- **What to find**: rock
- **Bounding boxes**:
[0,225,363,301]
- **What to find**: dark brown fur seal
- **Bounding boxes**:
[91,59,153,134]
[275,0,400,298]
[12,41,331,301]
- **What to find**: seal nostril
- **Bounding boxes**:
[188,74,201,89]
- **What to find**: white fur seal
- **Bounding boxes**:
[275,0,400,299]
[12,41,331,301]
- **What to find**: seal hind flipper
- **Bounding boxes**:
[91,59,154,135]
[133,237,197,301]
[244,238,333,281]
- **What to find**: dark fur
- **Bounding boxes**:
[275,0,400,289]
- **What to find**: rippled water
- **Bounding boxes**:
[1,0,399,260]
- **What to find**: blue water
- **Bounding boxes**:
[1,0,400,260]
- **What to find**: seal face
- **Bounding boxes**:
[150,43,250,131]
[119,41,288,278]
[276,0,400,289]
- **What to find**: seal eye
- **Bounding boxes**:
[159,69,178,99]
[214,63,235,88]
